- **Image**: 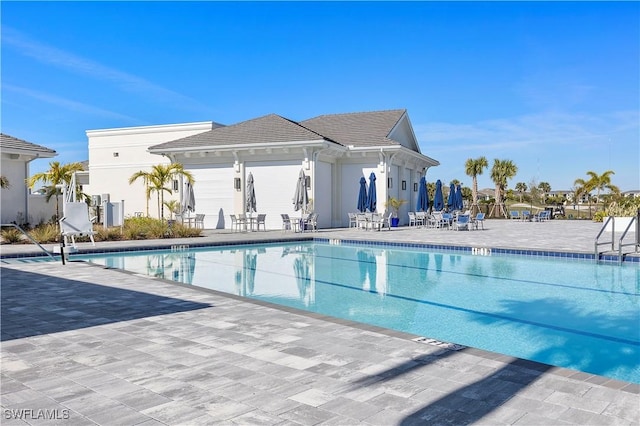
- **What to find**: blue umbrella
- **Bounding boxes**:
[357,177,368,212]
[367,172,377,212]
[455,184,464,210]
[416,177,429,211]
[447,183,456,211]
[433,180,444,211]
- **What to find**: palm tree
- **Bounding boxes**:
[27,161,86,224]
[465,156,488,214]
[585,170,619,210]
[0,175,9,189]
[538,182,551,204]
[574,177,594,219]
[515,182,527,203]
[129,163,194,220]
[490,159,518,217]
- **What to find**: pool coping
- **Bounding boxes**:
[68,247,640,393]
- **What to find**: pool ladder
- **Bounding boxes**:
[594,210,640,264]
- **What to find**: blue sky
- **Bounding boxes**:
[2,1,639,191]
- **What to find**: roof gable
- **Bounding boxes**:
[0,133,57,157]
[150,114,330,151]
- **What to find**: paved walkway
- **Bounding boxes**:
[1,220,639,425]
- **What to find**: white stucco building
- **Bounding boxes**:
[1,134,57,225]
[86,109,440,229]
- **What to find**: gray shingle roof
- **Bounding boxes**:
[149,114,331,151]
[0,133,57,156]
[300,109,406,147]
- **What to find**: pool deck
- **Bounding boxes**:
[1,220,639,425]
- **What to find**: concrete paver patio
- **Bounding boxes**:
[1,219,638,425]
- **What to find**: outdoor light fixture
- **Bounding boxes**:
[414,183,418,192]
[387,178,392,188]
[402,180,407,190]
[305,176,311,189]
[234,177,241,190]
[113,152,119,157]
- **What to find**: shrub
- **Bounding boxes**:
[1,228,24,244]
[94,226,122,241]
[606,197,640,218]
[171,223,203,238]
[28,223,59,243]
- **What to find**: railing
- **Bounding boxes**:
[1,223,58,261]
[594,216,615,261]
[617,209,640,264]
[594,210,640,263]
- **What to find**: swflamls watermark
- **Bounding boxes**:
[3,408,70,420]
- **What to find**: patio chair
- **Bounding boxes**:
[415,211,427,227]
[408,212,417,227]
[509,211,520,220]
[521,210,531,221]
[453,214,470,231]
[194,214,205,229]
[281,214,293,232]
[348,212,358,228]
[231,214,245,232]
[442,213,453,230]
[302,213,318,232]
[356,213,367,229]
[472,212,485,230]
[59,202,96,248]
[256,214,267,231]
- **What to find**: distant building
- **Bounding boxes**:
[86,109,440,229]
[0,133,57,224]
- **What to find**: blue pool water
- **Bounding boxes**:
[77,241,640,383]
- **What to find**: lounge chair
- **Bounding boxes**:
[453,214,470,231]
[521,210,531,221]
[509,211,520,220]
[59,202,96,248]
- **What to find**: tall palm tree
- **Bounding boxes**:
[585,170,619,210]
[27,161,86,224]
[465,156,488,214]
[573,177,594,219]
[538,182,551,204]
[129,163,194,220]
[490,159,518,217]
[515,182,527,203]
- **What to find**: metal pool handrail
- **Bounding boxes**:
[1,223,57,261]
[594,216,615,261]
[617,209,640,264]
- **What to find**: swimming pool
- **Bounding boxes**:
[77,241,640,384]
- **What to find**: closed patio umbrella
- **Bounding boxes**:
[357,177,368,212]
[433,180,444,211]
[293,169,309,212]
[367,172,377,212]
[447,183,456,211]
[455,184,464,211]
[246,172,257,213]
[181,181,195,215]
[416,176,429,211]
